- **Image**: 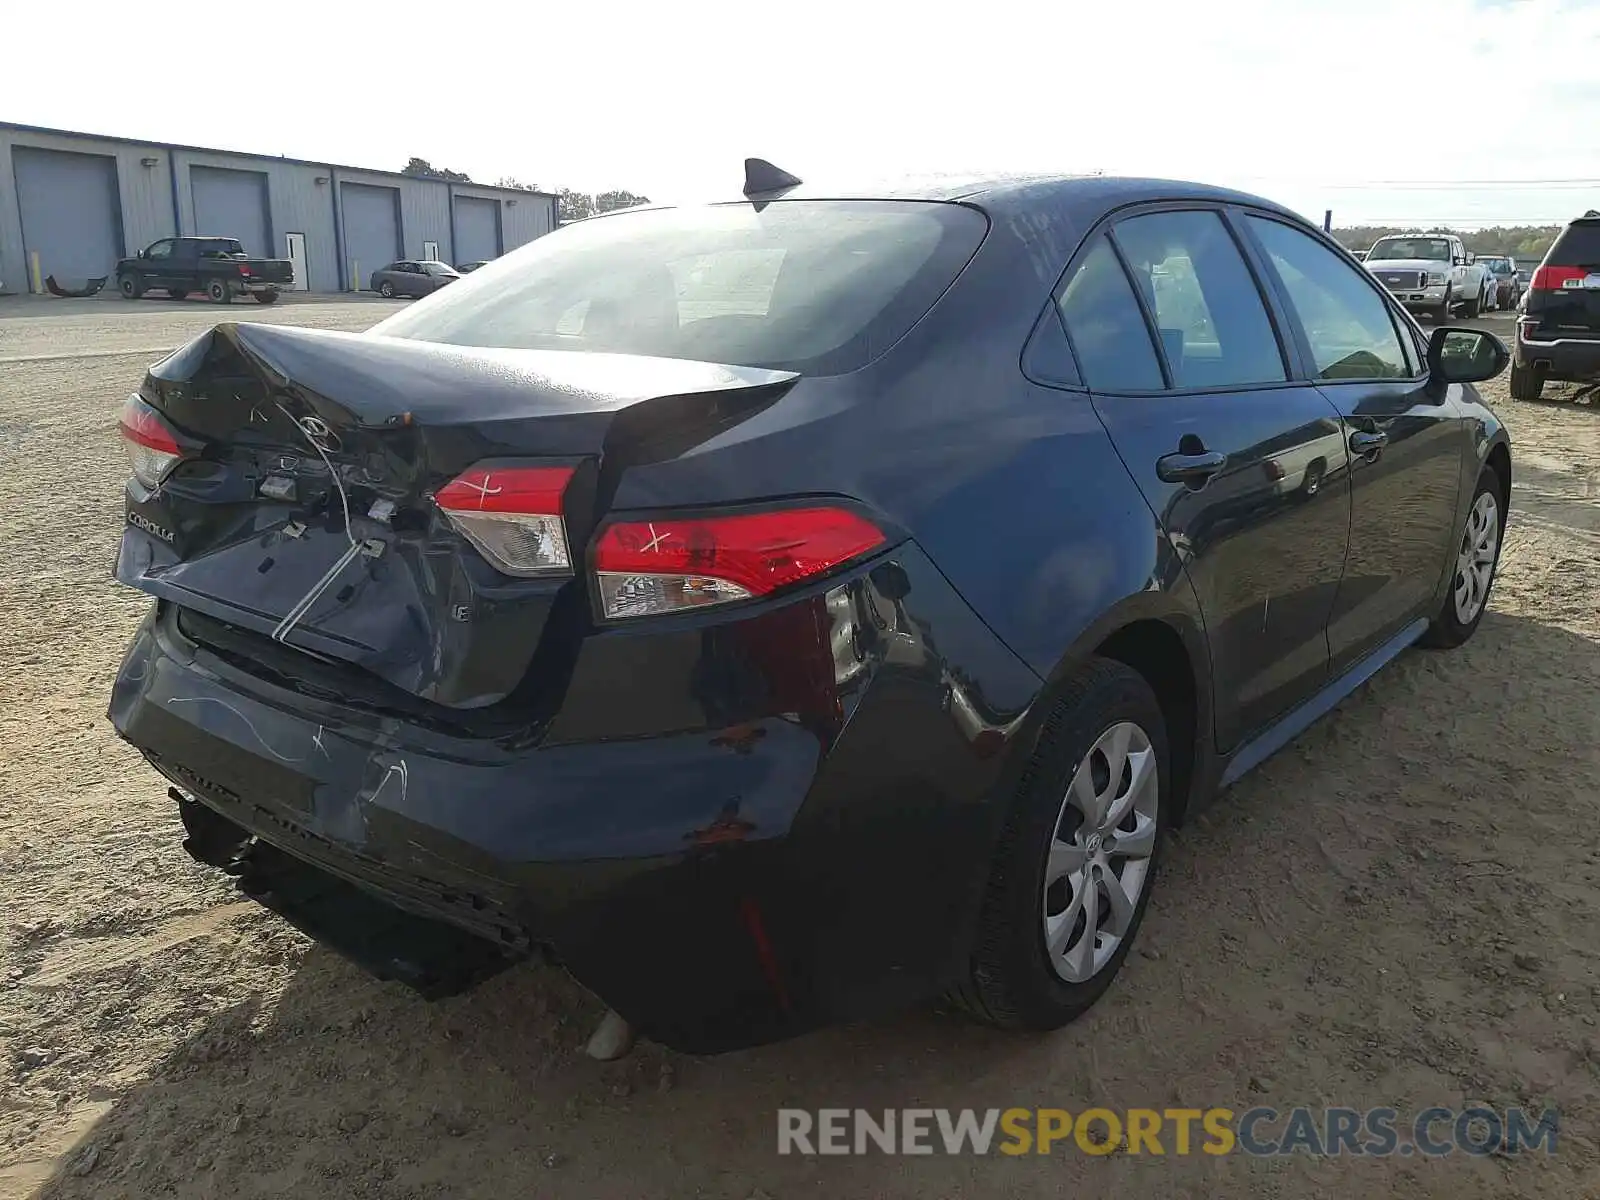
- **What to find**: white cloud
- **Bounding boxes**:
[5,0,1592,226]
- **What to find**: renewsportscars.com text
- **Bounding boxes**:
[777,1106,1559,1157]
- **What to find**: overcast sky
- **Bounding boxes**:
[6,0,1594,228]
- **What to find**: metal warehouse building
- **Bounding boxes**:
[0,122,558,295]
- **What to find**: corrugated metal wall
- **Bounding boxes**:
[0,127,176,292]
[173,151,341,293]
[498,190,557,251]
[0,124,559,295]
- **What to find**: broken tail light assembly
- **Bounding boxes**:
[435,463,890,620]
[118,395,186,488]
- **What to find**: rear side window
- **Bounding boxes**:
[372,200,988,375]
[1112,210,1285,388]
[1248,218,1410,381]
[1055,237,1164,391]
[1546,221,1600,266]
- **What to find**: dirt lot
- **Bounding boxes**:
[1,298,1597,1199]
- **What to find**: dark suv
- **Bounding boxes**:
[1513,212,1600,400]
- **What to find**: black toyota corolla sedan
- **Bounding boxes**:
[109,163,1512,1054]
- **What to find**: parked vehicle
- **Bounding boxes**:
[108,168,1512,1055]
[1512,213,1600,400]
[456,260,492,273]
[116,237,294,304]
[1478,255,1522,310]
[1364,233,1488,321]
[371,260,461,298]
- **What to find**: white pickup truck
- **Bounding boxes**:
[1364,233,1490,321]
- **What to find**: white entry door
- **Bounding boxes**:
[423,240,440,263]
[285,232,309,291]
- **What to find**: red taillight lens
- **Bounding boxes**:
[238,263,252,277]
[118,394,183,488]
[592,506,886,620]
[435,463,575,576]
[1530,265,1585,291]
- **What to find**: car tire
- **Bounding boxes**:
[1509,361,1544,402]
[167,289,188,301]
[1301,458,1326,498]
[1420,467,1506,650]
[118,273,144,300]
[253,289,280,305]
[379,281,396,298]
[1461,289,1481,318]
[948,657,1168,1031]
[207,279,232,304]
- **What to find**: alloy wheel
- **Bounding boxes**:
[1453,490,1499,624]
[1042,721,1159,983]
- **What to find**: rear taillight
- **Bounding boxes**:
[592,506,886,620]
[118,394,183,487]
[435,464,576,576]
[1530,265,1585,291]
[238,263,252,277]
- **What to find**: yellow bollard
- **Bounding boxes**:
[29,251,42,295]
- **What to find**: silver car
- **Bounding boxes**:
[370,260,461,298]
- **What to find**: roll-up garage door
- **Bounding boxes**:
[191,166,271,257]
[12,146,123,283]
[453,197,501,264]
[342,183,402,289]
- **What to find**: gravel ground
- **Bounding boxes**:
[1,301,1597,1199]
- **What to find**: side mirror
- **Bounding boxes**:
[138,249,149,259]
[1428,327,1508,385]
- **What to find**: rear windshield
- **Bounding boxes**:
[371,200,988,375]
[1369,237,1452,262]
[1546,221,1600,267]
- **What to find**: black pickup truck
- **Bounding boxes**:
[115,237,295,304]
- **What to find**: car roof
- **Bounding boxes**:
[591,172,1307,229]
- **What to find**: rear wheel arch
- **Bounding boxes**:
[1030,602,1212,828]
[1093,619,1203,826]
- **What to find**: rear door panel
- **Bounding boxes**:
[1092,390,1352,747]
[1059,208,1353,752]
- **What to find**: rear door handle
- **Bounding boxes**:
[1156,450,1228,485]
[1349,430,1388,455]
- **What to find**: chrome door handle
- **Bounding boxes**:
[1349,430,1388,456]
[1156,450,1227,485]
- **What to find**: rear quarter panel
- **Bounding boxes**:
[605,190,1208,704]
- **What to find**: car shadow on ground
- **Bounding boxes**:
[29,611,1600,1199]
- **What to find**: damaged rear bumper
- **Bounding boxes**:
[107,549,1041,1053]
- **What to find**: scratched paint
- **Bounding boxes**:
[166,696,305,763]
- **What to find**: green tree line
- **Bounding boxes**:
[1335,224,1560,262]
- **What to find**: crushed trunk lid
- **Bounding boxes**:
[116,322,796,709]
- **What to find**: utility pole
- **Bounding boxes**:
[1323,209,1333,233]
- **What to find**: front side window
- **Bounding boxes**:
[146,240,175,260]
[1112,210,1286,389]
[1055,236,1165,391]
[372,199,988,375]
[1250,218,1410,381]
